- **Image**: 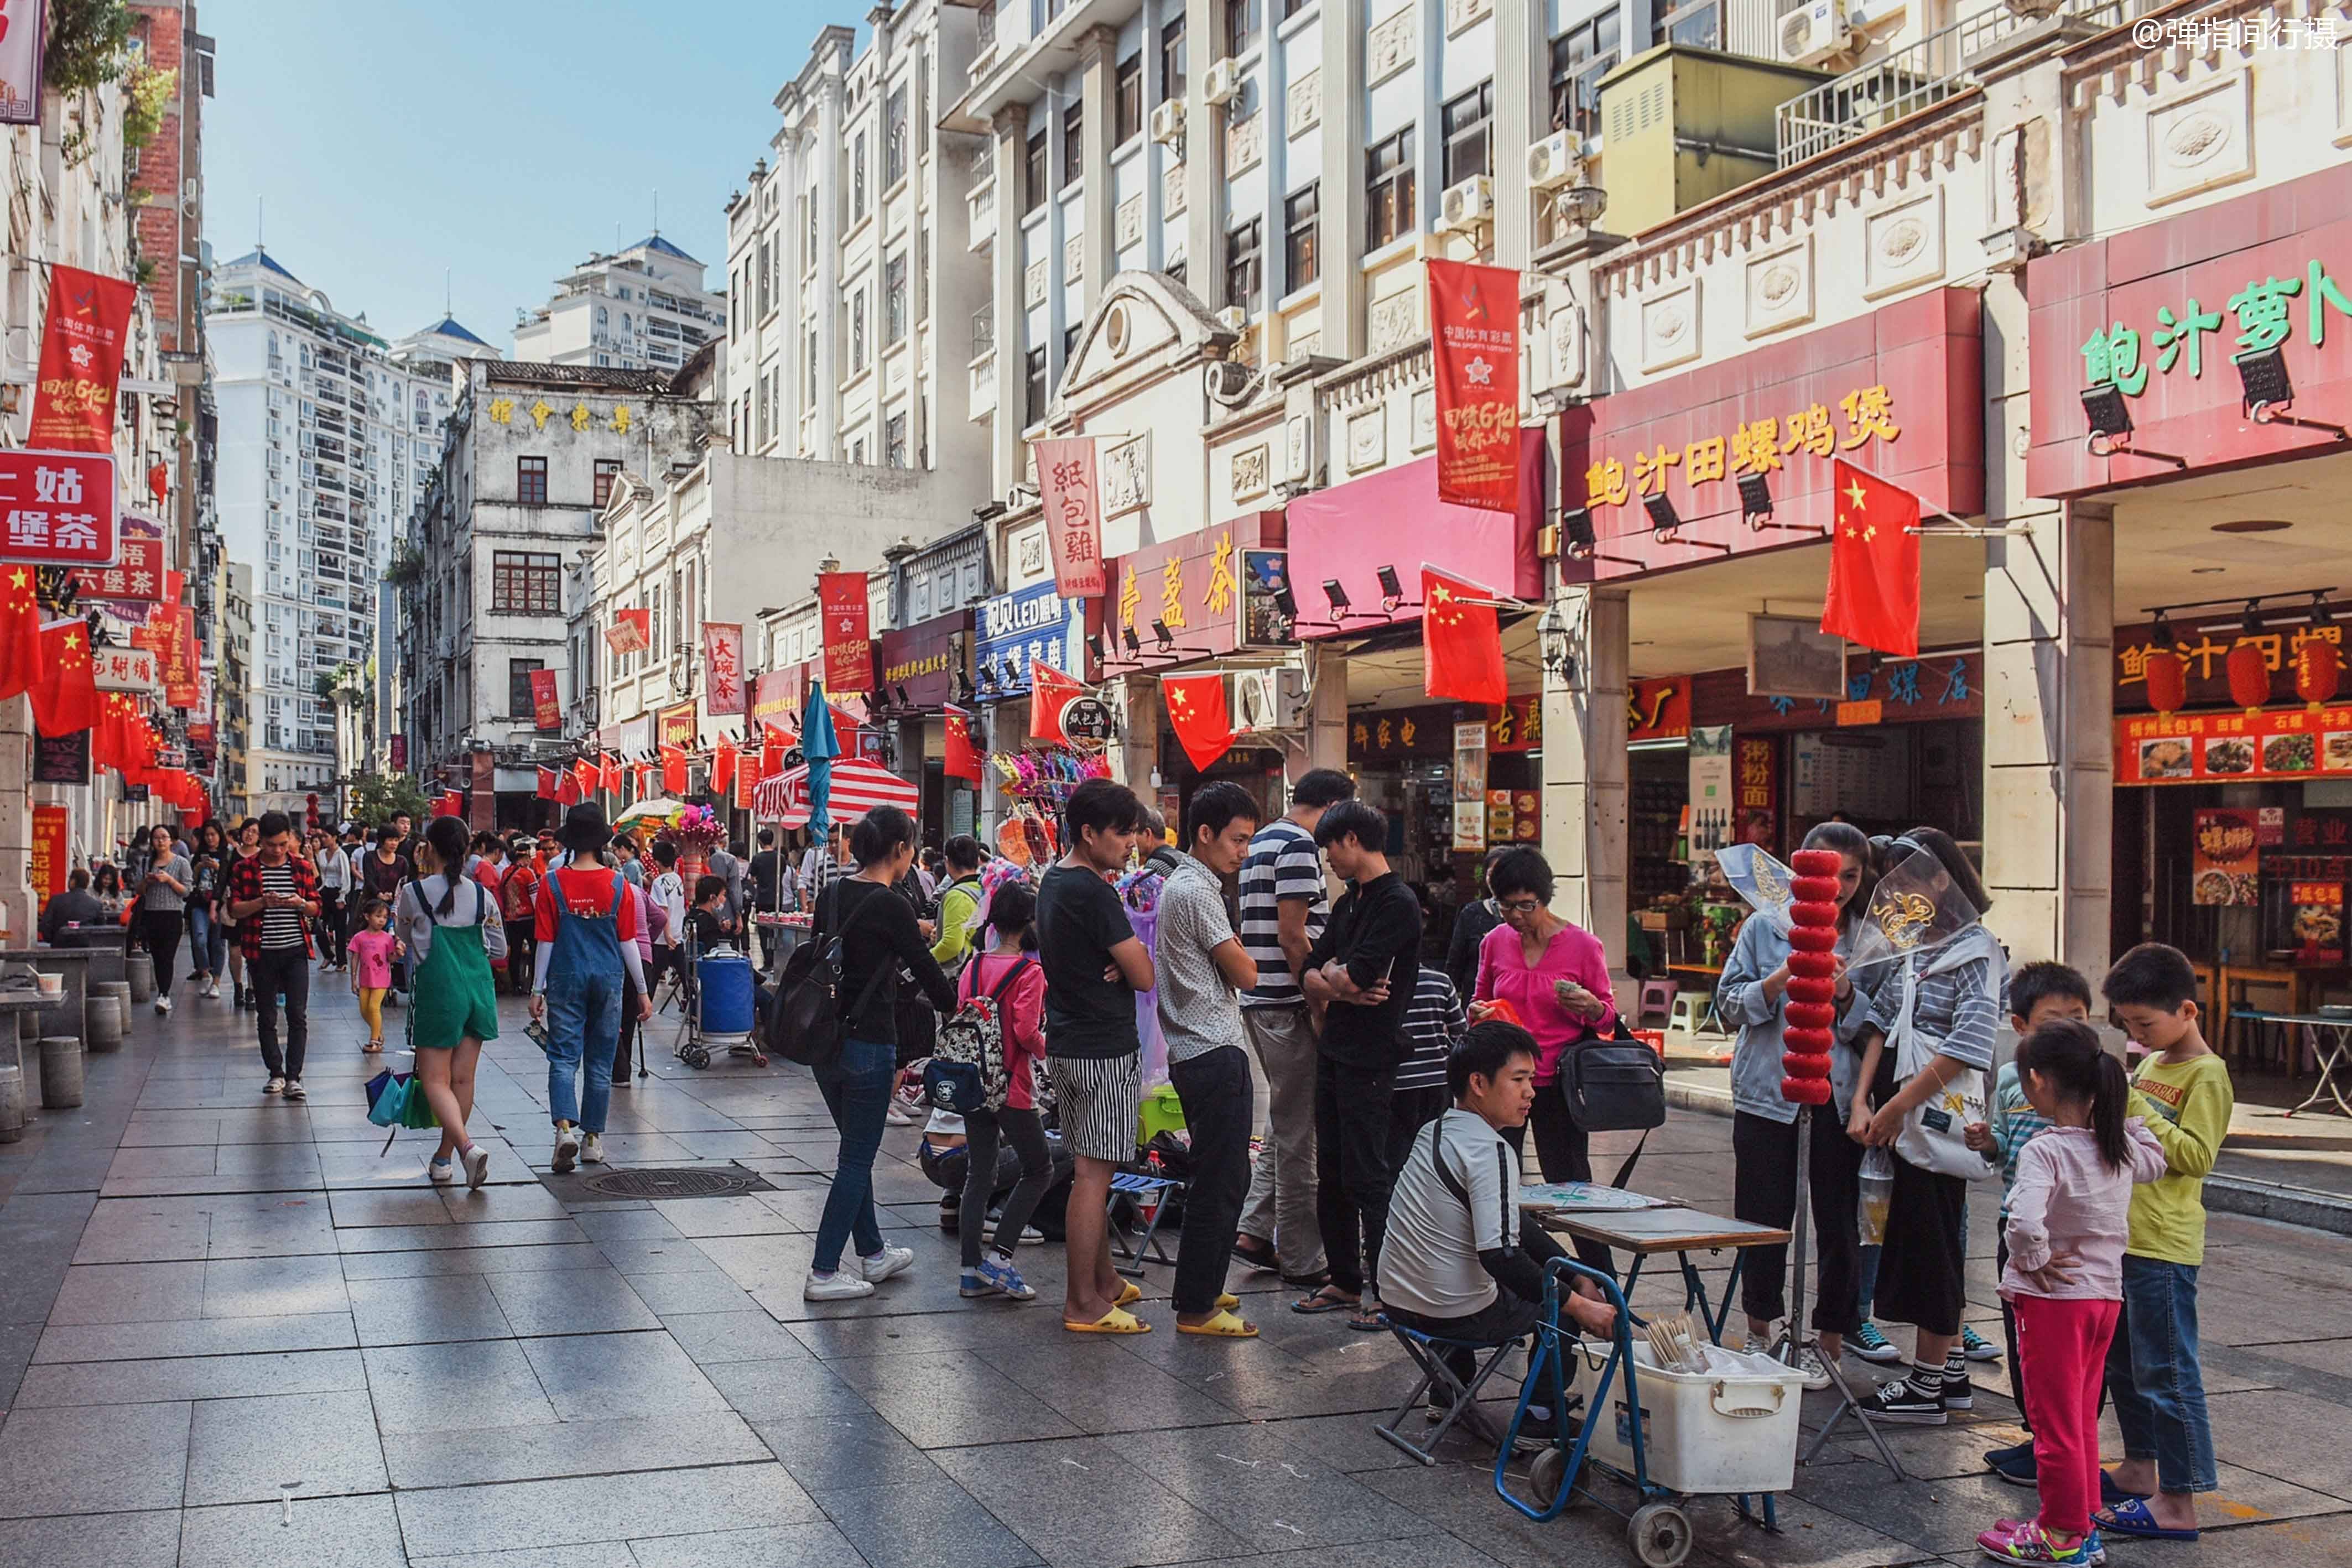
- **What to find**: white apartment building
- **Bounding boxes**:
[513,235,726,375]
[722,6,991,480]
[207,248,490,814]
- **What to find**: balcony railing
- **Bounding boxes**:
[967,178,996,253]
[1775,0,2134,168]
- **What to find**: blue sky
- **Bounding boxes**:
[200,1,845,347]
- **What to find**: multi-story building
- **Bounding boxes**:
[206,249,491,815]
[218,561,253,821]
[512,235,725,375]
[398,360,713,827]
[722,7,990,479]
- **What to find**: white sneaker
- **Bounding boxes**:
[204,978,220,999]
[280,1080,306,1101]
[552,1125,580,1173]
[153,994,172,1014]
[803,1269,876,1301]
[1773,1336,1834,1392]
[858,1244,915,1284]
[263,1076,285,1095]
[580,1132,607,1165]
[981,1217,1048,1247]
[462,1144,491,1189]
[884,1101,915,1127]
[428,1157,456,1184]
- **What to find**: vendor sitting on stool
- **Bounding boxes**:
[1381,1019,1619,1437]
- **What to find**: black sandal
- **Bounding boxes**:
[1231,1236,1279,1273]
[1291,1286,1359,1315]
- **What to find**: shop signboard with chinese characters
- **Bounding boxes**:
[1453,722,1490,852]
[2114,611,2339,714]
[33,728,89,785]
[877,611,971,711]
[30,804,66,903]
[1691,651,1982,733]
[1350,705,1453,762]
[751,667,808,731]
[2029,162,2352,495]
[0,451,116,566]
[2192,808,2261,907]
[91,643,158,694]
[819,572,873,696]
[1627,678,1689,743]
[72,533,162,603]
[975,582,1083,698]
[701,622,747,718]
[658,702,698,750]
[2287,881,2346,965]
[1559,289,1983,580]
[2115,703,2352,784]
[1486,695,1543,754]
[1736,734,1779,830]
[1104,513,1281,666]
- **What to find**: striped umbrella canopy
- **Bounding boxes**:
[752,756,919,827]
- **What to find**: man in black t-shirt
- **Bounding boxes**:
[1294,799,1423,1329]
[748,827,783,970]
[1035,777,1156,1332]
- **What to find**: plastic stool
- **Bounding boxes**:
[1107,1171,1183,1278]
[1636,979,1677,1027]
[1667,991,1715,1036]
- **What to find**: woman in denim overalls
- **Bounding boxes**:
[529,805,652,1172]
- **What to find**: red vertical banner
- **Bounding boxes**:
[30,265,138,452]
[733,749,759,810]
[30,804,67,904]
[1426,258,1522,513]
[1032,436,1107,598]
[163,603,199,710]
[819,572,872,696]
[529,667,561,731]
[702,621,746,716]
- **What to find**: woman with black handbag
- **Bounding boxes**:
[1469,847,1620,1274]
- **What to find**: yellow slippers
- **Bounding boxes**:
[1215,1293,1240,1311]
[1178,1309,1258,1338]
[1065,1306,1151,1334]
[1116,1282,1142,1307]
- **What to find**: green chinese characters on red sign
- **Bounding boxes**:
[2082,259,2352,394]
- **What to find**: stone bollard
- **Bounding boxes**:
[124,950,154,1005]
[38,1035,83,1109]
[86,993,124,1053]
[0,1059,23,1141]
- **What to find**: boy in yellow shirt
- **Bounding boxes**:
[2093,942,2232,1543]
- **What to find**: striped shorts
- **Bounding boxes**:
[1048,1053,1143,1164]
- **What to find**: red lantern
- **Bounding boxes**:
[2145,613,2189,717]
[2297,602,2341,711]
[2227,607,2271,715]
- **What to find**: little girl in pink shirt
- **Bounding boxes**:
[347,900,398,1053]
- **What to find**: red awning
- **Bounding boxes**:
[751,756,922,827]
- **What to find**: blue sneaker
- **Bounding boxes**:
[977,1254,1035,1301]
[1963,1325,2002,1362]
[959,1268,997,1299]
[1850,1320,1902,1363]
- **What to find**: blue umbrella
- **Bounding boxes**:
[801,681,841,840]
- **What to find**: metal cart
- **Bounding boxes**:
[1494,1259,1783,1568]
[671,939,766,1071]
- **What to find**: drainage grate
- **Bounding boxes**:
[579,1165,766,1200]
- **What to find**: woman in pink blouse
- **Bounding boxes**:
[1472,847,1619,1202]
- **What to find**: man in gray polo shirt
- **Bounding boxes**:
[1157,780,1263,1337]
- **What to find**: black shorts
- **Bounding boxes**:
[1874,1150,1969,1338]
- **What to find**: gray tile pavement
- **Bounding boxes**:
[2,971,2350,1565]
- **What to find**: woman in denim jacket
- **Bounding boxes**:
[1715,820,1877,1384]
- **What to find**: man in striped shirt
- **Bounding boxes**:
[1232,767,1357,1285]
[1393,965,1466,1174]
[226,811,321,1100]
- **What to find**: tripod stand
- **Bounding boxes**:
[1782,1105,1908,1478]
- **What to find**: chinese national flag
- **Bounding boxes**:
[1422,567,1508,707]
[599,752,622,794]
[0,565,46,700]
[32,621,98,736]
[92,693,148,773]
[1820,459,1922,658]
[572,759,599,801]
[556,768,581,806]
[1162,675,1234,772]
[761,723,790,780]
[1029,661,1085,744]
[634,760,655,797]
[944,705,981,782]
[661,744,688,794]
[711,737,737,797]
[536,766,557,800]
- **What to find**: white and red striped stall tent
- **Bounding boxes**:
[752,757,922,827]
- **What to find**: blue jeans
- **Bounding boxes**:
[811,1035,896,1274]
[545,973,620,1133]
[2105,1256,2217,1493]
[1857,1244,1880,1316]
[190,905,225,978]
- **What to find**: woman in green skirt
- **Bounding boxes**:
[397,815,507,1188]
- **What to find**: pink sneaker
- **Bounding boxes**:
[1977,1520,2104,1565]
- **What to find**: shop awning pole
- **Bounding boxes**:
[1831,457,2042,539]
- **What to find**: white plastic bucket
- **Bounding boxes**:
[1565,1341,1803,1495]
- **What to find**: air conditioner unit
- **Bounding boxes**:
[1844,0,1907,30]
[1149,98,1187,148]
[1438,174,1494,235]
[1779,0,1857,65]
[1526,132,1580,191]
[1203,58,1243,107]
[1213,305,1247,332]
[1230,666,1307,733]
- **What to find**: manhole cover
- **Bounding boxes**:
[580,1166,762,1199]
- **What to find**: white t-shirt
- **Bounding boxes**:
[651,869,687,947]
[1378,1107,1520,1320]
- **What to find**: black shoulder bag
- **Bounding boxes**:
[1559,1014,1667,1188]
[767,884,893,1070]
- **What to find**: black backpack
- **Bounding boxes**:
[766,886,892,1069]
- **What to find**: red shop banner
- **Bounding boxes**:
[702,621,746,717]
[162,603,199,709]
[1033,436,1107,599]
[529,667,561,731]
[30,265,137,452]
[1427,259,1522,513]
[2117,704,2352,786]
[1560,288,1982,581]
[30,803,67,903]
[2114,610,2339,713]
[1736,734,1780,823]
[72,534,162,603]
[1105,512,1283,666]
[819,571,872,696]
[0,450,117,567]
